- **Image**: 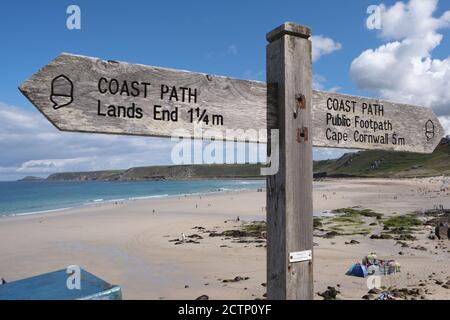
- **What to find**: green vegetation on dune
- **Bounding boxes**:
[241,221,266,236]
[313,217,323,230]
[46,164,264,181]
[46,170,123,181]
[332,208,383,220]
[327,208,379,236]
[378,214,422,240]
[383,214,422,229]
[319,207,426,241]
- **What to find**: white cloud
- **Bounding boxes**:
[351,0,450,134]
[313,147,351,162]
[313,74,340,92]
[438,116,450,136]
[0,102,269,180]
[311,35,342,62]
[17,158,93,173]
[0,102,176,180]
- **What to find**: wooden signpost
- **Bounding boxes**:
[19,22,445,300]
[19,53,269,142]
[19,54,444,152]
[266,23,313,300]
[312,90,445,154]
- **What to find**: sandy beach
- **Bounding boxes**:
[1,178,450,300]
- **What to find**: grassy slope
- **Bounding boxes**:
[314,138,450,178]
[46,164,263,181]
[45,138,450,181]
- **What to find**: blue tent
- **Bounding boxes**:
[346,263,369,278]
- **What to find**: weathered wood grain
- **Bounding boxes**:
[19,53,269,143]
[19,53,444,152]
[312,90,445,154]
[266,22,314,300]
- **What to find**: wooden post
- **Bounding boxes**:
[266,22,313,300]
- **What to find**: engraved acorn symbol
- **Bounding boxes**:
[50,75,74,109]
[425,120,435,141]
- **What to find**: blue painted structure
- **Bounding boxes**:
[0,268,122,300]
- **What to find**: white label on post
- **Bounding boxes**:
[289,250,312,263]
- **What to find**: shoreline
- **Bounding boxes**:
[2,175,448,219]
[0,180,265,219]
[0,188,263,222]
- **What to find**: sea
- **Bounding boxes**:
[0,179,265,217]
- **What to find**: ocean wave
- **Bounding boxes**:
[129,194,169,200]
[105,198,127,203]
[2,207,74,217]
[83,198,127,206]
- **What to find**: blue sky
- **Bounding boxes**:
[1,0,402,105]
[1,0,450,180]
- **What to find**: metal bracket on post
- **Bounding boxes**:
[295,94,308,143]
[293,94,306,119]
[297,127,308,143]
[296,94,306,109]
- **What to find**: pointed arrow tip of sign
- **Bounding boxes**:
[18,83,27,95]
[437,119,446,139]
[430,115,446,138]
[18,82,31,103]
